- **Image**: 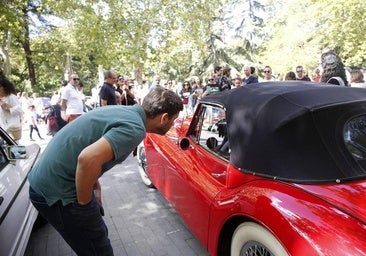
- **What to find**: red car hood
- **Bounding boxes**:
[296,180,366,223]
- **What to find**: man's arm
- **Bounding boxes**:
[99,86,108,106]
[100,99,108,106]
[60,99,67,120]
[123,84,135,99]
[201,87,210,97]
[75,137,114,205]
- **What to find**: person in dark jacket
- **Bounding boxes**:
[243,65,259,84]
[99,70,118,106]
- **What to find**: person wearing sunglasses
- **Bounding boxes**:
[261,66,276,82]
[60,73,84,123]
[202,75,220,97]
[295,65,311,81]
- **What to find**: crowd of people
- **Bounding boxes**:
[11,50,356,132]
[1,49,365,143]
[133,50,364,115]
[89,50,365,117]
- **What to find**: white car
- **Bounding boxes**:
[0,127,40,256]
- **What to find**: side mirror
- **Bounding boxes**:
[179,138,190,150]
[7,145,27,159]
[206,137,218,149]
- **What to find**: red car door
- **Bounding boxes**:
[147,105,228,247]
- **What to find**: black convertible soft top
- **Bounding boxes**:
[202,81,366,183]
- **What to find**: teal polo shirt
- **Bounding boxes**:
[28,104,146,206]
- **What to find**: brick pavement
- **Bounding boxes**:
[23,126,209,256]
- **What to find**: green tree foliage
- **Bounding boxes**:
[225,0,266,61]
[149,1,225,81]
[0,0,76,92]
[308,0,366,68]
[259,0,366,79]
[1,0,365,95]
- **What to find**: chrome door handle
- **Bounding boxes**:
[211,171,226,178]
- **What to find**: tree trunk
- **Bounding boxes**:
[22,7,36,88]
[0,31,12,77]
[134,64,143,85]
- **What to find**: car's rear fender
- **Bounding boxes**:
[207,180,366,256]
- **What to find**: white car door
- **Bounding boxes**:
[0,136,40,256]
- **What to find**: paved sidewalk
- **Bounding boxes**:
[24,139,209,256]
[19,122,52,150]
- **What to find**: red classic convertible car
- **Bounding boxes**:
[138,82,366,256]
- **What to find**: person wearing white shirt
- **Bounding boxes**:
[260,66,277,82]
[0,77,23,142]
[61,73,83,123]
[350,70,366,88]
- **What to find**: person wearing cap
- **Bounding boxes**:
[28,88,183,256]
[60,73,84,123]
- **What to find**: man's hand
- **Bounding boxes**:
[93,181,104,216]
[93,181,102,205]
[0,102,10,111]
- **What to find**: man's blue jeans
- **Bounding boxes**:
[29,186,114,256]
